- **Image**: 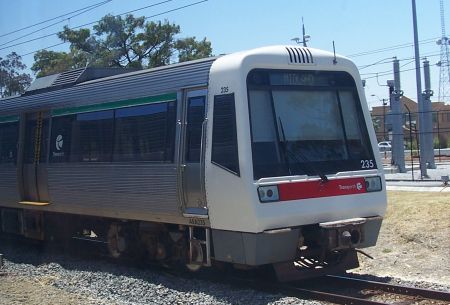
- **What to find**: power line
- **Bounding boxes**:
[18,0,208,58]
[0,0,174,52]
[358,57,394,70]
[358,52,442,71]
[347,37,438,58]
[0,0,112,39]
[20,42,66,57]
[363,64,450,80]
[0,0,112,48]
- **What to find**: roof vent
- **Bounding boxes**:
[24,67,138,96]
[286,47,314,64]
[51,68,85,87]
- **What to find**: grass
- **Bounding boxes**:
[384,191,450,247]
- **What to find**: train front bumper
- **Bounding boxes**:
[211,216,382,266]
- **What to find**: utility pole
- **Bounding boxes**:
[422,58,436,169]
[391,58,406,173]
[411,0,428,178]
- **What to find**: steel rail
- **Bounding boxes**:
[276,284,390,305]
[325,274,450,302]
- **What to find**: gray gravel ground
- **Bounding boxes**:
[1,240,449,305]
[0,241,323,305]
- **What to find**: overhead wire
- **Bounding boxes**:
[358,52,442,72]
[18,0,208,58]
[0,0,175,52]
[0,0,112,48]
[0,0,112,39]
[347,37,438,58]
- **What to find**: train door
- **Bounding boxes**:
[20,112,50,204]
[181,89,208,216]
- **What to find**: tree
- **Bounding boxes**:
[32,14,213,76]
[0,52,32,98]
[31,50,81,78]
[175,37,212,63]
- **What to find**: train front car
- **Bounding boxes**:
[205,46,387,280]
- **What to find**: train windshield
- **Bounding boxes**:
[247,70,376,180]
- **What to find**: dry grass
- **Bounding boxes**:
[384,192,450,247]
[355,191,450,285]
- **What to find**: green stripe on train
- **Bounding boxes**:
[0,115,19,123]
[52,92,177,116]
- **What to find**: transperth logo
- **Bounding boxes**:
[56,134,63,151]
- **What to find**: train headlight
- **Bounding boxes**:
[258,185,279,202]
[364,176,382,192]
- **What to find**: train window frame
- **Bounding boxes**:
[246,69,375,180]
[0,121,19,165]
[49,99,177,164]
[211,93,240,176]
[113,101,177,163]
[185,96,206,162]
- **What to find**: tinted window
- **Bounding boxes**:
[0,122,19,164]
[76,110,114,162]
[50,101,177,163]
[211,94,239,175]
[186,97,205,162]
[114,101,176,162]
[247,69,375,179]
[50,111,114,163]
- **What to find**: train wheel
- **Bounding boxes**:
[185,239,203,272]
[106,223,127,258]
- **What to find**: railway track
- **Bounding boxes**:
[1,234,449,305]
[269,274,450,305]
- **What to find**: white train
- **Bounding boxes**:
[0,45,386,280]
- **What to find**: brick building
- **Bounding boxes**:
[370,96,450,147]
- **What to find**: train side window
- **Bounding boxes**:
[72,110,114,162]
[211,93,239,175]
[186,97,205,162]
[113,101,177,162]
[0,122,18,164]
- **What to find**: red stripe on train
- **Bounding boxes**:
[278,177,366,201]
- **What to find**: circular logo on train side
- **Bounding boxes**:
[56,134,64,151]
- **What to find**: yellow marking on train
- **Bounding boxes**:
[19,201,50,206]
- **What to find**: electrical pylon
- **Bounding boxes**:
[437,0,450,104]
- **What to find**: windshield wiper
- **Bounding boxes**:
[277,117,292,175]
[278,117,329,183]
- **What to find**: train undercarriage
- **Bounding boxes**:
[0,207,377,281]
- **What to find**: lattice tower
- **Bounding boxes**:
[437,0,450,103]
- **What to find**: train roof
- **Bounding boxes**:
[0,45,357,116]
[0,56,218,115]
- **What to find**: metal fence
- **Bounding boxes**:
[371,110,450,162]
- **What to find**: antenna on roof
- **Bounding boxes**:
[332,41,337,64]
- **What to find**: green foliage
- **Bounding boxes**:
[175,37,212,63]
[433,137,440,149]
[32,50,83,77]
[405,139,418,150]
[32,14,213,77]
[0,52,32,97]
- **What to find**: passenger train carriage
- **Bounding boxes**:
[0,46,386,279]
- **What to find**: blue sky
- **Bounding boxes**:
[0,0,448,108]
